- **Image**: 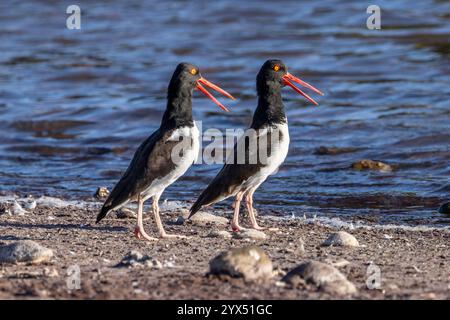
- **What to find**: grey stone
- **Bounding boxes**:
[116,208,136,219]
[322,231,359,247]
[0,241,53,264]
[0,203,11,216]
[208,230,232,239]
[184,211,229,226]
[282,261,357,296]
[115,250,162,269]
[94,187,110,199]
[209,246,272,281]
[233,229,267,240]
[12,201,27,215]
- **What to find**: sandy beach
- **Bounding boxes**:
[0,199,448,300]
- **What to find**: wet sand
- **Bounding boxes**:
[0,204,448,299]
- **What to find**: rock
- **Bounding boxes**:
[322,231,359,247]
[438,202,450,214]
[94,187,110,199]
[116,208,136,219]
[332,258,351,268]
[43,267,59,278]
[209,246,273,281]
[351,159,392,172]
[12,201,28,215]
[0,241,53,264]
[0,203,12,216]
[208,230,232,239]
[22,200,37,211]
[115,250,162,269]
[282,261,357,296]
[183,211,229,226]
[233,229,267,240]
[297,239,306,253]
[315,146,360,155]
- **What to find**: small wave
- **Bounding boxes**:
[274,213,450,233]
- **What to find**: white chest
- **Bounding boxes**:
[241,122,290,191]
[261,122,290,174]
[143,125,199,198]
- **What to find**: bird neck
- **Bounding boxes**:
[251,89,286,129]
[160,85,194,130]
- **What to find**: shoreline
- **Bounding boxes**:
[0,202,449,299]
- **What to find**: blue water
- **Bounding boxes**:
[0,0,449,225]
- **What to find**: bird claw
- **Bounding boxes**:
[159,233,189,239]
[134,227,142,239]
[134,227,158,241]
[231,224,246,232]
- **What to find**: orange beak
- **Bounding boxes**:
[196,77,235,112]
[282,73,324,106]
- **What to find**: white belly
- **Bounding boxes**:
[142,125,200,200]
[243,122,290,190]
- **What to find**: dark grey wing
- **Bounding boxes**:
[97,129,165,223]
[189,127,275,217]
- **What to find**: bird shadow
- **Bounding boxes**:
[0,221,127,232]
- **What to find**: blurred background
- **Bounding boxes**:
[0,0,448,225]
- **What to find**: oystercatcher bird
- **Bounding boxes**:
[189,59,323,231]
[96,62,234,240]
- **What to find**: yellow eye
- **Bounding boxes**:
[273,64,280,71]
[190,68,197,75]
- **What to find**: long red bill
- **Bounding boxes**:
[196,83,230,112]
[196,77,234,112]
[282,73,323,106]
[284,73,324,96]
[198,77,236,100]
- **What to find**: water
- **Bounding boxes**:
[0,0,449,226]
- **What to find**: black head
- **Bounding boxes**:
[161,62,235,130]
[168,62,202,92]
[256,59,323,105]
[256,59,288,95]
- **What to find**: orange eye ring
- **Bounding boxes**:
[190,68,197,75]
[273,64,280,71]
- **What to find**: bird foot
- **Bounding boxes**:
[231,224,246,232]
[159,232,189,239]
[250,224,279,232]
[134,227,158,241]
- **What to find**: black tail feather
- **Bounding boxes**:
[96,205,111,224]
[188,180,224,219]
[188,199,203,219]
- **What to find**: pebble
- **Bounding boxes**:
[209,246,273,281]
[12,201,28,215]
[181,211,229,226]
[233,229,267,240]
[23,200,37,211]
[438,202,450,214]
[0,203,12,216]
[94,187,110,199]
[116,208,136,219]
[43,267,59,278]
[322,231,359,247]
[351,159,392,172]
[115,250,162,269]
[208,230,232,239]
[282,261,357,296]
[0,240,54,264]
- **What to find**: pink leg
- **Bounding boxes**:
[135,194,158,241]
[245,190,264,230]
[246,190,278,231]
[231,192,245,232]
[153,193,188,239]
